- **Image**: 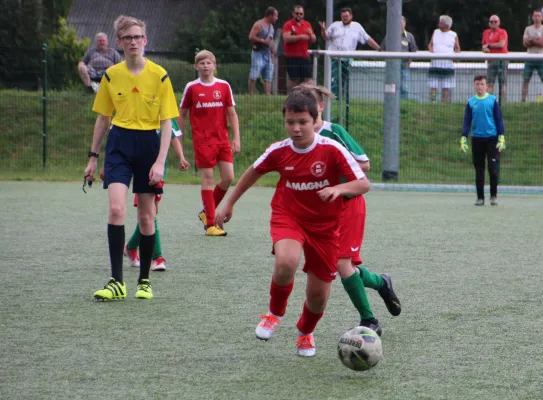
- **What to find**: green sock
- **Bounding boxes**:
[152,218,162,259]
[127,223,140,250]
[341,272,374,320]
[358,267,384,290]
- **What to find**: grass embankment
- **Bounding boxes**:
[1,89,541,185]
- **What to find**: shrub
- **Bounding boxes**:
[47,18,90,89]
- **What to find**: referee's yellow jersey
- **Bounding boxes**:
[93,60,179,130]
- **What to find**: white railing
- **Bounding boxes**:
[309,50,543,103]
[309,50,543,61]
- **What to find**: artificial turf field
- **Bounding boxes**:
[1,182,541,400]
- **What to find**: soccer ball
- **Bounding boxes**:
[337,326,383,371]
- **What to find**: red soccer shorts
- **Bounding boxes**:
[270,214,339,282]
[133,181,164,211]
[194,142,233,169]
[338,195,366,265]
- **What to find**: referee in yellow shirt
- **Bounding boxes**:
[84,15,179,300]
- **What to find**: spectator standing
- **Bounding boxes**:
[319,7,380,98]
[482,15,508,102]
[248,7,279,96]
[521,9,543,102]
[78,33,122,93]
[428,15,460,103]
[282,5,316,91]
[380,16,418,100]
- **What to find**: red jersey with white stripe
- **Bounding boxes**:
[180,78,235,145]
[253,134,365,235]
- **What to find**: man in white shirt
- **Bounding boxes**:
[428,15,461,103]
[319,7,380,97]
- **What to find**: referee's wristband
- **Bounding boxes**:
[88,151,99,159]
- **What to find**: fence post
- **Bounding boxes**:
[338,59,343,126]
[193,48,199,176]
[345,60,350,131]
[312,53,318,84]
[42,43,48,170]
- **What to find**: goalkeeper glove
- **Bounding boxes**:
[496,135,506,152]
[460,136,469,153]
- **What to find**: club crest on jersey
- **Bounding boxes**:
[213,90,221,100]
[310,161,326,177]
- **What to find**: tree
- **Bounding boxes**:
[0,0,72,89]
[176,0,538,61]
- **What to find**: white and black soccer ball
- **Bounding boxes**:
[337,326,383,371]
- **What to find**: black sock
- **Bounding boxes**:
[107,224,125,282]
[139,232,155,281]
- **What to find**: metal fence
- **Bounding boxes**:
[1,48,542,188]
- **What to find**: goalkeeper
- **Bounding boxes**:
[460,74,505,206]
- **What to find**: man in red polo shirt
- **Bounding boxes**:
[482,15,508,101]
[282,5,316,91]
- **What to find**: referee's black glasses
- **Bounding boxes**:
[120,35,145,44]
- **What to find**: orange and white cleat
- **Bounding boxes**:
[255,313,282,340]
[123,244,140,268]
[296,333,316,357]
[151,256,166,272]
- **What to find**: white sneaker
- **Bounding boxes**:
[123,244,140,268]
[255,313,281,340]
[91,81,100,93]
[296,333,316,357]
[151,257,166,272]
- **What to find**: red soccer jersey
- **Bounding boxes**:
[283,18,314,58]
[253,134,365,235]
[482,28,508,53]
[180,78,235,145]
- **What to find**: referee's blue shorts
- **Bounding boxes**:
[103,125,161,194]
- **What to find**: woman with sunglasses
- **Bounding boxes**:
[84,15,179,301]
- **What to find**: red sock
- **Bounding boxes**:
[213,185,228,207]
[269,279,294,317]
[296,301,324,335]
[201,190,215,227]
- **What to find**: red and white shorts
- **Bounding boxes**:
[194,142,233,169]
[338,195,366,265]
[270,214,339,282]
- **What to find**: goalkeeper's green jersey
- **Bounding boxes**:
[316,121,369,163]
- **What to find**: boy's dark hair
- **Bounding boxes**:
[282,89,318,120]
[533,9,542,15]
[474,75,487,82]
[265,7,276,17]
[340,7,352,14]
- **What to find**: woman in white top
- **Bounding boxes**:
[428,15,461,102]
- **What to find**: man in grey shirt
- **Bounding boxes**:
[522,9,543,102]
[381,16,418,100]
[78,33,122,93]
[248,7,278,96]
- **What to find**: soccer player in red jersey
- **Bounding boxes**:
[215,89,370,357]
[178,50,241,236]
[292,84,401,336]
